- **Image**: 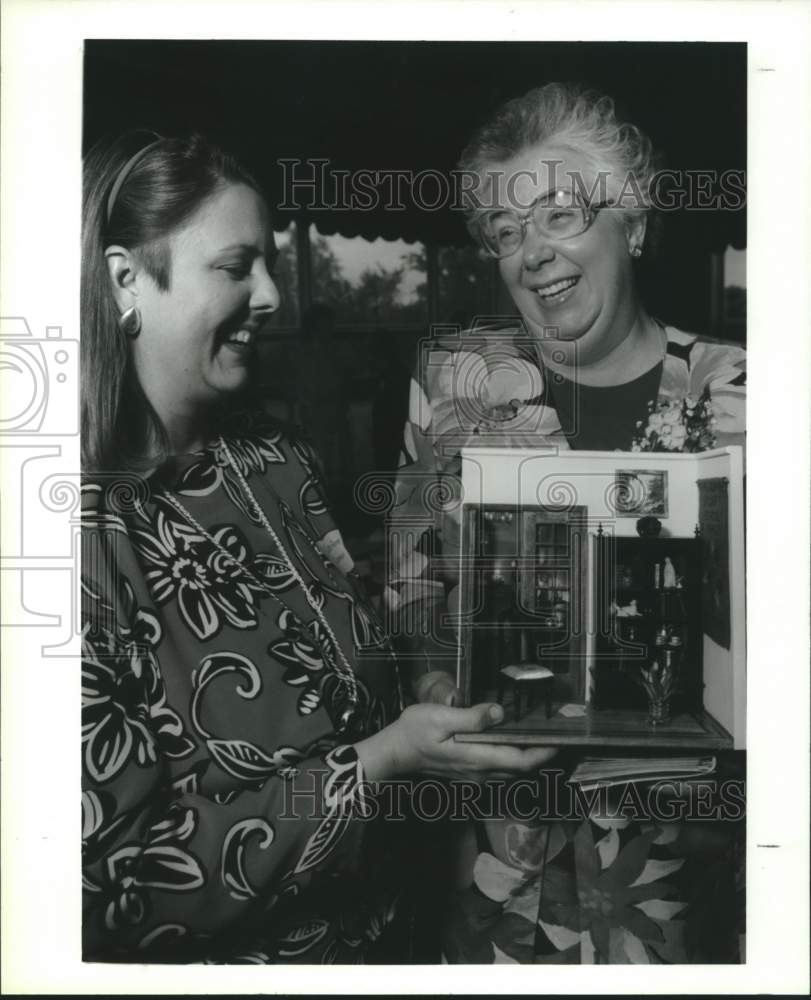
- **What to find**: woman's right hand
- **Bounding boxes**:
[356,702,556,782]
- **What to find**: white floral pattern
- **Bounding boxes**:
[390,324,746,964]
[82,416,403,963]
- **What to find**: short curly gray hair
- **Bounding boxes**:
[459,82,661,230]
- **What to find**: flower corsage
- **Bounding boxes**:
[631,387,717,453]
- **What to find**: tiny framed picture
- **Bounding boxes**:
[614,469,669,517]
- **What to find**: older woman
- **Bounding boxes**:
[391,83,746,963]
[80,131,555,964]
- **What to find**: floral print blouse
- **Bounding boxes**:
[388,322,746,609]
[81,417,403,963]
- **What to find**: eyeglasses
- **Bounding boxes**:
[473,188,612,260]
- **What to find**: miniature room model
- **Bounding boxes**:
[455,446,746,750]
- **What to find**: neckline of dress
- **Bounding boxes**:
[548,357,664,393]
[529,318,669,389]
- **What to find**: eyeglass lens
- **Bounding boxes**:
[480,190,591,257]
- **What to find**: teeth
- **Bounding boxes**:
[536,277,578,299]
[227,330,252,345]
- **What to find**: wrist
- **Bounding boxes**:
[355,724,401,781]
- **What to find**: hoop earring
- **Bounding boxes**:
[630,246,643,259]
[118,306,142,339]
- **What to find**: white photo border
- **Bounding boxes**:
[1,0,809,994]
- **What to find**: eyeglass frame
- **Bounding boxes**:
[470,188,614,260]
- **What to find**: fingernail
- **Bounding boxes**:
[488,705,503,722]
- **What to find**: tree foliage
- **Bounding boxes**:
[271,228,497,328]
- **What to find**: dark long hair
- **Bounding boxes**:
[81,131,262,472]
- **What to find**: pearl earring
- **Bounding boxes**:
[630,246,643,259]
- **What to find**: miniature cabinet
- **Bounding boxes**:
[466,506,588,707]
[591,534,703,715]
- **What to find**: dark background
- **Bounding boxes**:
[84,39,746,244]
[84,40,746,505]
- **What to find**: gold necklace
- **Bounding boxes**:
[160,437,360,728]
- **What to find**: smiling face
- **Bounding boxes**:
[130,182,280,422]
[486,144,645,366]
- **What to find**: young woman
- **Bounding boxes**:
[80,131,555,963]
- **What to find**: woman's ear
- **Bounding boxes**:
[104,245,139,312]
[626,213,648,256]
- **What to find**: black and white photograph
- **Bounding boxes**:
[614,469,669,517]
[1,1,809,994]
[78,36,749,967]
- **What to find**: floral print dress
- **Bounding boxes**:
[387,322,747,964]
[82,417,405,963]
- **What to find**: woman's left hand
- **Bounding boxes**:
[415,669,461,707]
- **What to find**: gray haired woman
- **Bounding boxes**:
[391,82,746,964]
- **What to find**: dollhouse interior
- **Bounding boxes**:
[455,446,746,750]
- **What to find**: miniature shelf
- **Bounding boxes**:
[454,706,733,750]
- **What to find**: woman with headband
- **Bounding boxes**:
[80,131,556,963]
